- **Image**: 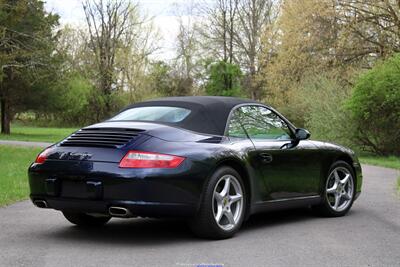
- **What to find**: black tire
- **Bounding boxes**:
[313,161,356,217]
[189,166,246,239]
[63,212,111,227]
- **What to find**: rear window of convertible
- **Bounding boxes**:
[109,106,191,123]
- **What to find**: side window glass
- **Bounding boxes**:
[228,106,292,140]
[227,108,247,138]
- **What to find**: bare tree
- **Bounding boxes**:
[197,0,241,92]
[175,13,196,78]
[117,9,161,103]
[171,1,202,95]
[198,0,239,63]
[57,25,92,75]
[198,0,280,99]
[234,0,279,99]
[335,0,400,64]
[82,0,139,116]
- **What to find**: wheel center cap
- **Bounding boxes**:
[223,198,229,206]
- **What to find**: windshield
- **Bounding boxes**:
[109,106,191,123]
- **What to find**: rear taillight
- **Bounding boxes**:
[119,150,185,168]
[35,148,52,164]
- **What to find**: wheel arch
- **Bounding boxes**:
[331,154,357,187]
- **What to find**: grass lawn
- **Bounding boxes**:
[0,124,77,143]
[0,145,42,206]
[359,155,400,170]
[398,177,400,193]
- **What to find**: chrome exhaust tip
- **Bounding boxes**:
[109,206,131,217]
[33,200,48,208]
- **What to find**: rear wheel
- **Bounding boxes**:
[314,161,356,217]
[189,166,246,239]
[63,212,111,227]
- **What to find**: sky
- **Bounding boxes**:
[44,0,202,60]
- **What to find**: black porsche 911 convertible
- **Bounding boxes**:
[29,96,362,239]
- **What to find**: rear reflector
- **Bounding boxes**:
[119,150,185,168]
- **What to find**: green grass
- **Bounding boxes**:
[359,156,400,170]
[0,124,77,143]
[0,145,42,206]
[397,177,400,193]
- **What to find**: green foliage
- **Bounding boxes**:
[148,62,174,96]
[148,61,193,97]
[0,0,61,133]
[54,74,94,125]
[28,71,127,126]
[0,145,42,206]
[0,0,398,163]
[278,74,357,149]
[347,54,400,156]
[205,61,243,97]
[303,76,355,148]
[359,156,400,170]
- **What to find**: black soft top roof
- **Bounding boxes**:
[123,96,260,136]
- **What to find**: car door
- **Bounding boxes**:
[227,105,321,201]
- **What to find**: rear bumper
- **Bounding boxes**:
[28,159,208,217]
[30,197,196,217]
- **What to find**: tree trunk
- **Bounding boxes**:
[1,98,11,134]
[249,63,257,100]
[222,9,228,62]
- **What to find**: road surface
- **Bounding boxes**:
[0,165,399,267]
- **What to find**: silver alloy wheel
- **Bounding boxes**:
[325,167,354,212]
[212,174,244,231]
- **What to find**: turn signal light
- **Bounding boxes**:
[119,150,185,168]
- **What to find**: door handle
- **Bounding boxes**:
[259,153,273,163]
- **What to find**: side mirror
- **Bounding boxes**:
[295,128,310,140]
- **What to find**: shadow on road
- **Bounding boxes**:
[242,207,315,231]
[42,208,323,245]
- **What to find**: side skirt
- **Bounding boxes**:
[250,195,322,215]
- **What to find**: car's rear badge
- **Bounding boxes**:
[59,152,93,161]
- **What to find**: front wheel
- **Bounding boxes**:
[314,161,356,217]
[63,212,111,227]
[189,166,246,239]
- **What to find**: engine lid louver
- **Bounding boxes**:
[60,128,144,148]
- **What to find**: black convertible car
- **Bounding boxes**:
[29,96,362,239]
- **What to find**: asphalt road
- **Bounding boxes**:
[0,165,399,267]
